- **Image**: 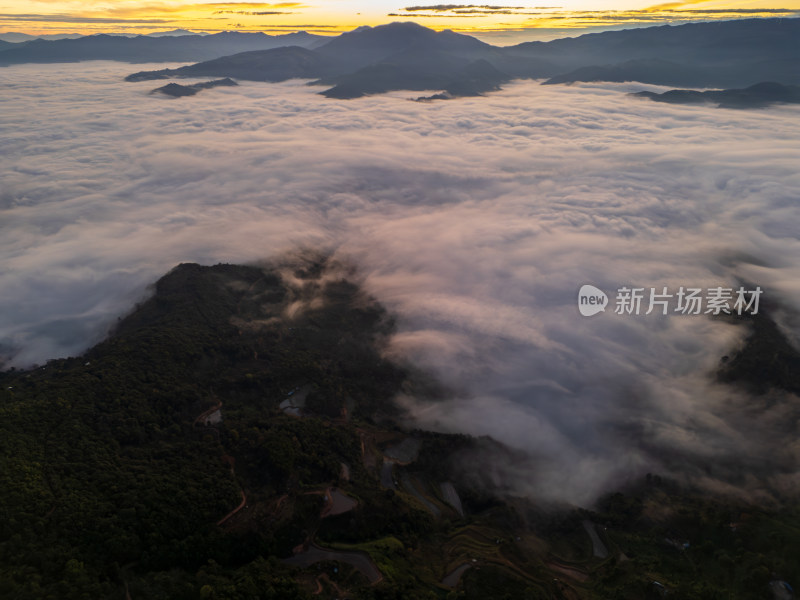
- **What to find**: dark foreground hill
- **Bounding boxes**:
[0,256,798,599]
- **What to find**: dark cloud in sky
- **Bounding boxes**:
[402,5,526,11]
[537,9,800,21]
[213,10,293,15]
[388,13,483,17]
[2,63,800,504]
[396,4,545,16]
[674,8,799,13]
[0,14,171,24]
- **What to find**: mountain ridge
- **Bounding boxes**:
[5,19,800,99]
[0,30,325,64]
[120,18,800,100]
[632,81,800,108]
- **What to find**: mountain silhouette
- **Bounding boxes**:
[530,18,800,87]
[314,21,492,72]
[126,22,514,99]
[7,19,798,100]
[632,81,800,109]
[150,78,238,97]
[120,19,800,99]
[126,46,333,82]
[0,31,325,65]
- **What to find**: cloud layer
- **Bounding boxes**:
[2,62,800,504]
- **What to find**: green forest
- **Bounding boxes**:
[0,257,797,599]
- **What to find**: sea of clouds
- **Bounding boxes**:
[2,61,799,504]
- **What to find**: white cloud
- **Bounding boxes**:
[2,62,800,503]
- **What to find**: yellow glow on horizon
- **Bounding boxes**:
[0,0,797,38]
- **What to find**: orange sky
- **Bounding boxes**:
[1,0,798,41]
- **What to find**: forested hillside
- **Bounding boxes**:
[0,257,797,599]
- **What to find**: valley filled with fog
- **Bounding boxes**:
[3,61,800,504]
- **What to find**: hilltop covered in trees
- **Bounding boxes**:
[0,257,797,599]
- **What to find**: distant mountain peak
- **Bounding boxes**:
[313,20,489,72]
[146,29,204,37]
[380,21,430,30]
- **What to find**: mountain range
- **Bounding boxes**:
[4,19,800,99]
[0,29,208,43]
[0,30,325,64]
[123,19,800,99]
[0,31,84,42]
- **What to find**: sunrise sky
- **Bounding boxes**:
[1,0,798,41]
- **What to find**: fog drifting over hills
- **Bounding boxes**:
[3,62,800,504]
